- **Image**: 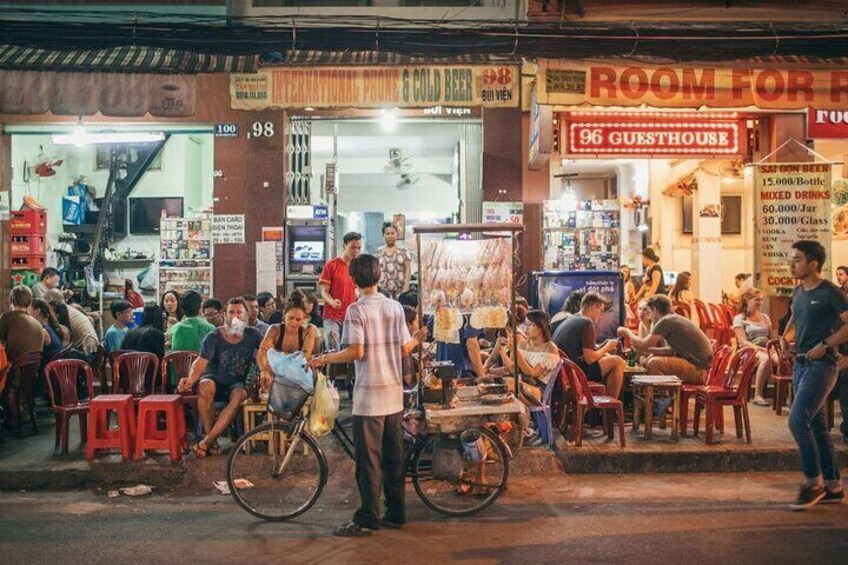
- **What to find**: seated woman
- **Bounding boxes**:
[257,292,317,390]
[122,303,166,360]
[490,310,560,401]
[732,288,776,406]
[29,298,66,359]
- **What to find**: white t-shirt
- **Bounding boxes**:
[342,293,411,416]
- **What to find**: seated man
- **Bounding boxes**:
[0,285,45,363]
[44,289,98,358]
[103,300,133,353]
[178,297,263,457]
[553,291,625,398]
[202,298,225,328]
[435,315,486,379]
[618,294,713,384]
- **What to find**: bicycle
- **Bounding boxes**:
[226,377,510,521]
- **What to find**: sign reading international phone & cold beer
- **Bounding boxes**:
[562,112,746,157]
[755,162,833,297]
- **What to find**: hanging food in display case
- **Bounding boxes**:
[159,216,214,297]
[543,199,620,271]
[418,233,513,329]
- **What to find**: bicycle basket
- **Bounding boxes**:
[268,377,312,421]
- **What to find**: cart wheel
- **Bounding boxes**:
[411,426,509,517]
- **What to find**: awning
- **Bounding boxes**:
[0,45,258,74]
[261,50,519,67]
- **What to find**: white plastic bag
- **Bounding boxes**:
[308,372,340,437]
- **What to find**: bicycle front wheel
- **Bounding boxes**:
[411,426,509,517]
[227,421,327,521]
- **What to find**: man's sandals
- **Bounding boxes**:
[192,440,222,458]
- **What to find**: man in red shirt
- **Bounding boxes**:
[320,232,363,352]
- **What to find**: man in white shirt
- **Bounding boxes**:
[311,254,426,537]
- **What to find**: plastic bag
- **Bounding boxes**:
[267,350,313,393]
[308,372,340,437]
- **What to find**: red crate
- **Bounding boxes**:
[10,234,47,255]
[10,254,46,272]
[10,210,48,234]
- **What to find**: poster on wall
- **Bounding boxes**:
[529,270,624,341]
[0,191,10,220]
[212,214,245,244]
[755,162,833,297]
[256,241,278,295]
[482,201,524,224]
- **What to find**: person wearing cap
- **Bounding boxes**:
[618,294,713,384]
[553,291,625,398]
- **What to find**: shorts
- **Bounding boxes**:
[577,360,603,383]
[200,378,247,403]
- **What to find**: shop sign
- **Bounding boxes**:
[807,108,848,138]
[483,201,523,224]
[0,70,195,117]
[212,214,245,244]
[538,60,848,110]
[563,112,745,157]
[529,85,554,169]
[755,162,832,297]
[0,191,10,221]
[230,65,519,110]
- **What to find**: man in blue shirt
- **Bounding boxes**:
[103,300,133,353]
[435,317,486,378]
[783,240,848,510]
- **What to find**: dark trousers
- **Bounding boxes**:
[352,411,405,528]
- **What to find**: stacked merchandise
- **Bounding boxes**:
[543,199,620,271]
[9,209,47,286]
[159,217,213,298]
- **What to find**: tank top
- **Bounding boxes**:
[646,264,667,295]
[274,324,304,353]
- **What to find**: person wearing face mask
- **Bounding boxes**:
[257,293,317,391]
[178,297,263,458]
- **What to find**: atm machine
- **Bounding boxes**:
[284,205,333,295]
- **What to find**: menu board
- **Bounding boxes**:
[755,162,832,297]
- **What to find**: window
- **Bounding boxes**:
[682,195,742,235]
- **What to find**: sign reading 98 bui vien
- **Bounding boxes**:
[755,162,832,297]
[230,66,518,109]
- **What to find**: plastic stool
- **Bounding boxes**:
[86,394,136,461]
[135,395,187,463]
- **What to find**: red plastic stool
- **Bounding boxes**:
[135,395,187,462]
[86,394,136,461]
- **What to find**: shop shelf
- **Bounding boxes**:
[11,254,47,272]
[10,234,47,255]
[10,210,48,234]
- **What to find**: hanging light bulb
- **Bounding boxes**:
[71,116,87,147]
[561,179,577,211]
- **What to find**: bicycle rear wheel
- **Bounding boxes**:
[227,421,327,521]
[411,426,509,517]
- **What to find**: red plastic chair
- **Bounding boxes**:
[721,304,736,328]
[5,352,42,437]
[765,340,794,415]
[680,344,733,436]
[44,359,94,454]
[693,299,714,338]
[112,351,160,401]
[693,347,759,444]
[556,349,607,434]
[562,357,625,447]
[672,302,692,319]
[709,303,732,347]
[160,351,199,395]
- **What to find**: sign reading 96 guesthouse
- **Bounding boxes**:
[755,163,832,297]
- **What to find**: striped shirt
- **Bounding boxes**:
[342,293,411,416]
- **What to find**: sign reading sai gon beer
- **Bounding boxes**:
[230,66,518,109]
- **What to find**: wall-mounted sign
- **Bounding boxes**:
[230,65,519,110]
[529,85,554,170]
[562,112,746,157]
[483,201,524,224]
[807,108,848,138]
[0,191,10,221]
[212,214,245,244]
[214,123,239,138]
[755,162,833,297]
[538,60,848,110]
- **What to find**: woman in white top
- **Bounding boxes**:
[495,310,560,401]
[732,288,777,406]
